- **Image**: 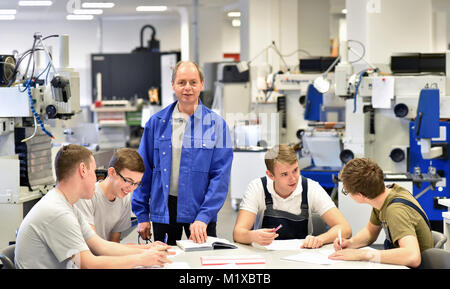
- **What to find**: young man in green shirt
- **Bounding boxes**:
[329,158,433,268]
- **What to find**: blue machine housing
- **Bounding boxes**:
[409,121,449,222]
[304,84,323,121]
[301,166,340,195]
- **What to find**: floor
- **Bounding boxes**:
[121,194,239,244]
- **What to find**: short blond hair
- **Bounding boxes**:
[264,144,298,173]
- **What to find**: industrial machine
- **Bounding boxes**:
[273,59,345,195]
[334,43,450,231]
[0,33,80,247]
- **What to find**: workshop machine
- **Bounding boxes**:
[0,33,80,246]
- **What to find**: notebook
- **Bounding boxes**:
[176,237,238,252]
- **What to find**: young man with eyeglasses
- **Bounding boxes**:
[75,148,146,243]
[15,144,172,269]
[329,158,433,268]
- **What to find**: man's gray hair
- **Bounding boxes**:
[171,60,204,83]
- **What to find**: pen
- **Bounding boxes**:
[272,224,283,233]
[164,233,168,244]
[338,228,342,250]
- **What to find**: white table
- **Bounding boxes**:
[170,242,407,269]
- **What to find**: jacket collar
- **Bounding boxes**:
[157,98,204,120]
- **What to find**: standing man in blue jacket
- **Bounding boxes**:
[132,61,233,245]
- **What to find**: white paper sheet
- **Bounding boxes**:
[372,76,394,109]
[256,239,304,251]
[282,248,343,265]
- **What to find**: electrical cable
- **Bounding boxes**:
[24,79,54,140]
[353,70,367,113]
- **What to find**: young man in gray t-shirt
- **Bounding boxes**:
[15,144,173,269]
[75,148,144,242]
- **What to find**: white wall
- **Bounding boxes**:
[298,0,331,56]
[366,0,433,64]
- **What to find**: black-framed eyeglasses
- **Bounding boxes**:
[116,170,142,187]
[138,234,152,245]
[341,187,349,196]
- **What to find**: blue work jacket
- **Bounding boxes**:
[131,100,233,225]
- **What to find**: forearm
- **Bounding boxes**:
[233,227,254,244]
[349,227,377,248]
[80,252,144,269]
[359,247,420,267]
[317,223,351,245]
[92,239,145,257]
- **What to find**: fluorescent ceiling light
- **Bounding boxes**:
[231,19,241,27]
[73,9,103,15]
[136,6,167,12]
[0,9,17,15]
[227,11,240,17]
[0,15,15,20]
[82,2,115,9]
[18,1,53,6]
[66,14,94,20]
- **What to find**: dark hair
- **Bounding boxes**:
[338,158,385,199]
[55,144,93,182]
[109,148,145,173]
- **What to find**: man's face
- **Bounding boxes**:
[82,155,97,199]
[267,161,300,198]
[171,62,204,107]
[112,168,144,199]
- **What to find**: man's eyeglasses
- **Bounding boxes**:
[116,170,142,187]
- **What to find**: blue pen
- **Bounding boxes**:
[164,233,168,244]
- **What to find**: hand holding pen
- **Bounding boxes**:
[333,231,351,251]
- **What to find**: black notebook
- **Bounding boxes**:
[176,237,238,252]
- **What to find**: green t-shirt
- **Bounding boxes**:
[370,184,433,252]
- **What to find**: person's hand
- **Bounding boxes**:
[189,220,208,243]
[137,222,152,241]
[332,236,352,251]
[140,246,175,267]
[251,229,279,246]
[301,235,324,249]
[142,241,171,250]
[328,248,373,262]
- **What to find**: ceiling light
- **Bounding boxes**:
[341,9,347,14]
[227,11,240,18]
[73,9,103,15]
[232,19,241,27]
[82,2,115,9]
[136,6,167,12]
[0,15,15,20]
[0,9,17,15]
[18,1,53,6]
[66,14,94,20]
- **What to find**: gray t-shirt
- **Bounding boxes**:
[15,189,95,269]
[75,182,131,241]
[169,103,188,197]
